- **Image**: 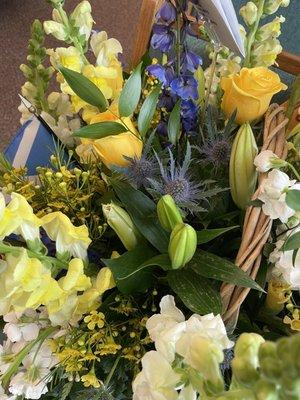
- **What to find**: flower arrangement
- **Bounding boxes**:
[1,0,300,399]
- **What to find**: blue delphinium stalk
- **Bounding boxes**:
[146,0,203,138]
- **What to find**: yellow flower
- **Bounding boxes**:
[94,267,115,294]
[90,31,123,67]
[0,192,41,242]
[41,211,91,259]
[81,370,101,388]
[221,67,287,124]
[94,131,143,168]
[70,0,94,41]
[48,46,84,73]
[59,258,91,292]
[283,315,300,332]
[84,310,105,330]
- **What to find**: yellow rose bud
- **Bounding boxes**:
[221,67,287,125]
[102,202,140,250]
[230,123,258,210]
[168,223,197,269]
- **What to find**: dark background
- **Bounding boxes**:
[0,0,299,150]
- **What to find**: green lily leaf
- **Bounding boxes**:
[197,226,239,245]
[286,189,300,212]
[168,269,222,314]
[189,250,263,291]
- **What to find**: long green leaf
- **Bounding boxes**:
[103,244,156,294]
[119,63,142,117]
[283,231,300,251]
[168,100,181,145]
[60,66,108,111]
[197,226,239,245]
[189,250,263,291]
[286,189,300,212]
[73,121,127,138]
[139,254,172,271]
[138,86,161,136]
[168,269,222,314]
[111,180,169,253]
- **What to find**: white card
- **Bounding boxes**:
[194,0,245,57]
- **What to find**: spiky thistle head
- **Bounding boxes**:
[118,133,158,188]
[198,135,231,169]
[148,143,225,212]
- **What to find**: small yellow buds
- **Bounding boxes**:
[157,195,183,232]
[102,202,140,251]
[168,223,197,269]
[230,123,258,209]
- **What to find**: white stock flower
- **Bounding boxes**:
[3,310,44,343]
[270,226,300,289]
[146,295,185,362]
[258,169,296,222]
[254,150,279,173]
[0,386,16,400]
[132,351,180,400]
[9,343,56,400]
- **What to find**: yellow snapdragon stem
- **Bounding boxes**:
[1,326,57,388]
[244,0,265,67]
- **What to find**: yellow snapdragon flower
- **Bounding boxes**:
[90,31,123,67]
[41,211,91,260]
[0,192,41,242]
[48,46,84,73]
[59,258,91,292]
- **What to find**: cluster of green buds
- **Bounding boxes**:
[157,195,197,269]
[20,19,54,113]
[43,0,94,58]
[229,123,258,210]
[102,203,140,251]
[240,0,289,67]
[226,333,300,399]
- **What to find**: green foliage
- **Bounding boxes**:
[286,189,300,212]
[60,67,108,111]
[167,100,181,145]
[119,63,142,117]
[138,85,161,136]
[168,268,222,314]
[73,122,128,139]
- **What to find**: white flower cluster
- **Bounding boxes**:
[254,150,299,223]
[132,295,233,400]
[269,224,300,290]
[0,309,57,400]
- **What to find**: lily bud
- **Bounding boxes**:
[230,123,258,209]
[102,202,140,251]
[240,2,258,26]
[157,195,183,232]
[168,223,197,269]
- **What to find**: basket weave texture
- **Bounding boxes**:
[220,104,289,331]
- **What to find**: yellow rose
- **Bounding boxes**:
[221,67,287,124]
[94,131,143,168]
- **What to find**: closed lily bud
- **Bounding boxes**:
[168,223,197,269]
[230,123,258,209]
[157,195,183,232]
[239,2,258,26]
[102,203,140,251]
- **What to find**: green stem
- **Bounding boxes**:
[244,0,265,67]
[175,12,181,76]
[287,162,300,181]
[1,326,57,388]
[104,354,121,388]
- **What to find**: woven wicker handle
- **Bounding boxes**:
[220,103,296,331]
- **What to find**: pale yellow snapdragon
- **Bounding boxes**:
[41,211,92,260]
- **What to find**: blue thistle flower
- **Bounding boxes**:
[198,135,231,169]
[148,144,207,212]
